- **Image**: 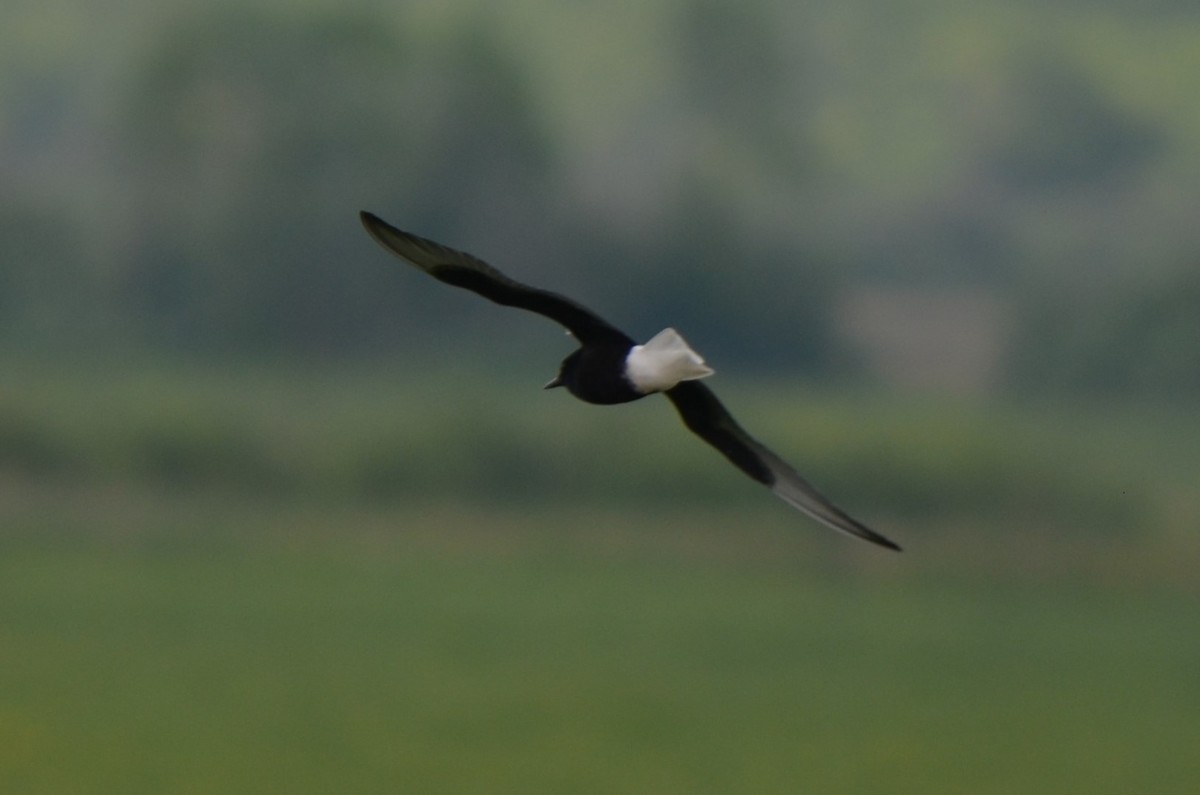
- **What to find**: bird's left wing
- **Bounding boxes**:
[361,212,632,347]
[665,380,901,551]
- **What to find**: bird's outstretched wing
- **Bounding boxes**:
[665,381,901,550]
[361,212,633,347]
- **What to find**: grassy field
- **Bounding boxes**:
[1,491,1196,793]
[1,363,1197,792]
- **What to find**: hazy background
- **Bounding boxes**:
[2,0,1198,792]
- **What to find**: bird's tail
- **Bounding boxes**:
[626,328,715,393]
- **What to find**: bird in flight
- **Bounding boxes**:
[360,212,900,551]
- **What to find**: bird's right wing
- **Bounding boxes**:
[360,212,632,347]
[665,381,901,550]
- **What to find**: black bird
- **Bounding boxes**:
[360,211,900,551]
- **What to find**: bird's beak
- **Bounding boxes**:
[543,375,564,389]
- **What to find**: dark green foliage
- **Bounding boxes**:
[984,55,1163,191]
[1,0,1197,392]
[1012,266,1200,398]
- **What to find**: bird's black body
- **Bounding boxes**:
[360,211,900,551]
[552,347,644,405]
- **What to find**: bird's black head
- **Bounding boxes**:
[544,349,581,391]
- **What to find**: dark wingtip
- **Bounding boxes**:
[359,210,383,231]
[872,533,903,552]
[359,211,416,263]
[854,522,902,552]
[845,515,902,551]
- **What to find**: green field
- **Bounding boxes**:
[1,365,1197,792]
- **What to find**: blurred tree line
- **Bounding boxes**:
[1,0,1197,396]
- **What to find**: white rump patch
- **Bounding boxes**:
[624,328,715,394]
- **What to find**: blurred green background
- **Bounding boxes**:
[2,0,1198,792]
